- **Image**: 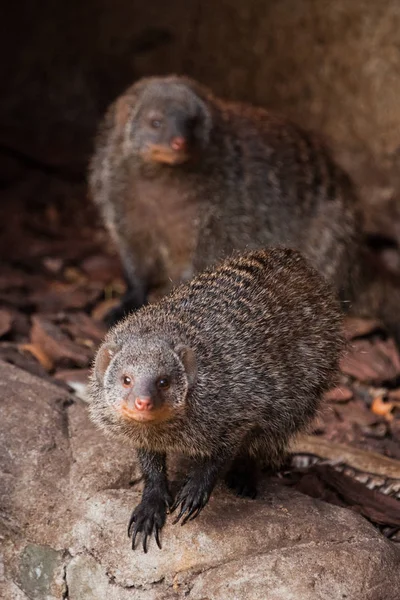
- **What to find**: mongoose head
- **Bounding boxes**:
[92,337,197,426]
[128,79,212,165]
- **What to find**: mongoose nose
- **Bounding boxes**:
[134,396,153,411]
[170,136,186,152]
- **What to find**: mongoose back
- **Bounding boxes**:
[89,75,400,344]
[88,248,344,552]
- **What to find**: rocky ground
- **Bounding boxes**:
[1,167,400,599]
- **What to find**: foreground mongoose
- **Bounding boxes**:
[89,75,400,344]
[88,248,343,552]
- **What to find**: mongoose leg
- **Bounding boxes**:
[105,271,148,326]
[171,455,227,525]
[225,454,258,499]
[105,287,147,327]
[128,449,172,553]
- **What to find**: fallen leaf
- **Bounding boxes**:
[371,396,394,421]
[81,254,122,284]
[280,464,400,528]
[340,338,400,384]
[91,297,121,322]
[0,342,50,380]
[32,282,102,312]
[20,342,54,371]
[30,315,92,368]
[0,308,13,337]
[343,317,383,340]
[60,312,106,344]
[324,385,353,403]
[388,388,400,402]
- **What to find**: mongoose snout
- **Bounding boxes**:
[170,136,186,152]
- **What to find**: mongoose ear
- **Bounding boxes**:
[176,345,197,387]
[114,96,131,129]
[94,344,116,384]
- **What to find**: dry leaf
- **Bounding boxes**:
[20,342,54,371]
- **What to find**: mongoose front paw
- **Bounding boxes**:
[170,479,212,525]
[128,491,171,552]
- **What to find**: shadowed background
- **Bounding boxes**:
[1,0,400,249]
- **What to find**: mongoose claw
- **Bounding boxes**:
[171,480,211,526]
[127,492,170,552]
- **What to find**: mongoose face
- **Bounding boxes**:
[93,338,197,426]
[129,81,212,165]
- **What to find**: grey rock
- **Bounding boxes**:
[0,360,73,544]
[66,555,160,600]
[1,361,400,600]
[15,545,66,600]
[188,539,397,600]
[0,581,30,600]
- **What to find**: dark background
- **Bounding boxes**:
[1,0,400,255]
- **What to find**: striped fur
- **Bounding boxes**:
[88,248,343,469]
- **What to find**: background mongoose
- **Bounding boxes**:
[89,75,400,344]
[88,248,344,552]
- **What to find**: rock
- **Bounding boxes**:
[14,544,67,600]
[54,368,91,401]
[66,555,159,600]
[187,540,393,600]
[1,361,400,600]
[67,400,138,496]
[0,581,31,600]
[0,361,73,543]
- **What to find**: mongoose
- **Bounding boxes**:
[88,248,344,552]
[89,75,400,344]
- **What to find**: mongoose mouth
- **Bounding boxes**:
[117,402,173,424]
[143,143,189,166]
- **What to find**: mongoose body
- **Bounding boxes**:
[88,248,343,551]
[89,75,359,320]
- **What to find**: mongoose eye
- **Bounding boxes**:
[156,377,170,390]
[150,119,163,129]
[122,375,132,387]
